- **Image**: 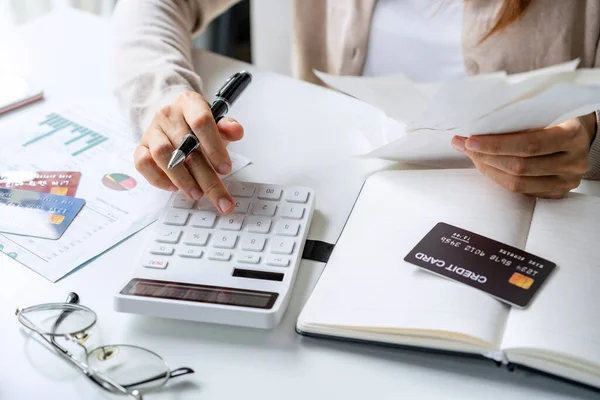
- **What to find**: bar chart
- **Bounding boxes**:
[23,113,109,156]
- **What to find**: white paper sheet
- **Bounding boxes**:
[316,59,600,165]
[0,104,251,281]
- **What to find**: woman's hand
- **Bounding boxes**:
[451,113,597,199]
[134,90,244,213]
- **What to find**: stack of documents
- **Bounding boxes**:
[316,59,600,167]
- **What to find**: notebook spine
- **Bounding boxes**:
[482,351,509,366]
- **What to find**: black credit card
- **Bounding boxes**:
[404,222,556,308]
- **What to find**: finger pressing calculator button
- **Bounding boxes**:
[183,229,210,246]
[143,259,168,269]
[281,205,305,219]
[247,217,271,233]
[270,238,295,255]
[178,246,203,258]
[229,182,255,198]
[163,211,189,226]
[190,211,217,228]
[284,188,309,203]
[266,255,290,267]
[252,202,277,217]
[238,252,261,264]
[219,215,244,231]
[258,186,282,200]
[208,250,231,261]
[150,244,175,255]
[275,221,300,237]
[212,233,238,249]
[171,194,195,209]
[241,235,266,252]
[156,228,182,243]
[233,199,250,214]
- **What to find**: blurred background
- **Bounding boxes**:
[0,0,294,75]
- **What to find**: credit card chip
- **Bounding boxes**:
[49,214,66,225]
[509,272,534,290]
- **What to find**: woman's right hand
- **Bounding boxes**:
[134,90,244,214]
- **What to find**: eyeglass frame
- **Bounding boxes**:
[15,292,194,400]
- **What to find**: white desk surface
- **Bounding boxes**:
[0,8,598,400]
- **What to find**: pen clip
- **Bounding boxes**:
[216,73,238,98]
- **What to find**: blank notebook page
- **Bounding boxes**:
[298,169,535,350]
[501,194,600,375]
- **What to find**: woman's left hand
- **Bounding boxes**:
[451,113,597,199]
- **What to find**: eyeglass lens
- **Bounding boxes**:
[17,303,97,336]
[87,345,171,392]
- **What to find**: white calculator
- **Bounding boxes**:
[114,181,315,329]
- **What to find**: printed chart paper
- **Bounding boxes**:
[0,106,251,281]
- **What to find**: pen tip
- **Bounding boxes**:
[168,150,185,169]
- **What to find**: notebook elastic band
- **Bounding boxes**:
[302,240,335,263]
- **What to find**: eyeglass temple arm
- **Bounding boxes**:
[121,367,195,390]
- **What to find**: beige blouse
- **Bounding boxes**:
[112,0,600,178]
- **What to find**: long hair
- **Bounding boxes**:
[482,0,532,42]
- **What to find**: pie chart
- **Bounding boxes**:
[102,173,137,191]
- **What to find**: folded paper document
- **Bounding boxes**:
[316,59,600,167]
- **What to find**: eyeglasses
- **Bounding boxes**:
[15,292,194,399]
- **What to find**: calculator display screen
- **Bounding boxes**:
[121,278,278,309]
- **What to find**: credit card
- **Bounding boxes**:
[0,188,85,240]
[0,171,81,196]
[404,222,556,308]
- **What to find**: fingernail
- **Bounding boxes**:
[451,136,466,152]
[217,163,232,175]
[168,184,178,192]
[465,138,480,151]
[218,197,233,213]
[190,188,203,199]
[223,118,239,127]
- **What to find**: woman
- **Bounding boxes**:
[113,0,600,214]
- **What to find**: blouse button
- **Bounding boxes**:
[465,58,480,74]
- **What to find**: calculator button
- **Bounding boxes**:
[163,211,189,226]
[284,188,309,204]
[183,229,210,246]
[212,233,238,249]
[171,194,195,209]
[208,250,231,261]
[156,228,182,243]
[143,259,168,269]
[266,255,290,267]
[281,205,305,220]
[252,202,277,217]
[219,215,244,231]
[258,186,282,200]
[241,235,266,252]
[229,182,255,198]
[275,221,300,237]
[150,244,175,255]
[270,238,295,255]
[233,199,251,214]
[178,246,203,258]
[238,252,261,264]
[247,217,271,233]
[190,211,217,228]
[196,197,216,210]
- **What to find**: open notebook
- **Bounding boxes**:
[297,169,600,390]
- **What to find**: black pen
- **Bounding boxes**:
[168,70,253,169]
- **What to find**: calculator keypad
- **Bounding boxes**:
[145,181,314,279]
